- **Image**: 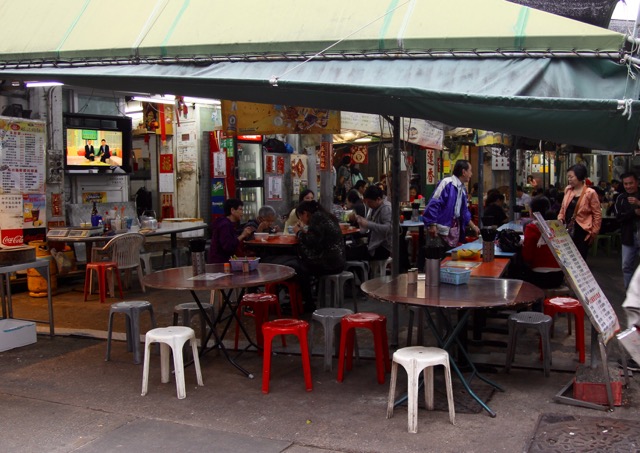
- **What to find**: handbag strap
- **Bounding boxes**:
[571,188,588,221]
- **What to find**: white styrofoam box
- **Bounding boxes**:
[0,319,37,352]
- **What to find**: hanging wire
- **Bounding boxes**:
[269,0,413,86]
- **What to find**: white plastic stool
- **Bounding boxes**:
[141,326,204,399]
[345,260,369,286]
[387,346,455,433]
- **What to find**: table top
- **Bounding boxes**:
[441,257,510,278]
[245,226,360,247]
[49,224,207,244]
[0,258,50,274]
[361,275,543,309]
[498,221,524,233]
[401,220,424,228]
[448,239,516,257]
[143,263,295,291]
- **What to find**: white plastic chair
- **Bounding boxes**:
[91,233,146,292]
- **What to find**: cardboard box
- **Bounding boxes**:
[0,319,37,352]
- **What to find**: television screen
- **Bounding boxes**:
[65,129,124,168]
[63,113,132,173]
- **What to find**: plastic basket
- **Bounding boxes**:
[440,268,471,285]
[229,257,260,272]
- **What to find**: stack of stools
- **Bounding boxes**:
[345,260,369,287]
[172,302,215,350]
[543,297,586,363]
[106,300,157,364]
[84,261,123,304]
[337,312,390,384]
[141,326,203,399]
[310,307,354,371]
[505,311,553,377]
[387,346,455,433]
[234,293,285,350]
[265,280,303,318]
[369,258,392,279]
[317,270,356,310]
[261,319,312,393]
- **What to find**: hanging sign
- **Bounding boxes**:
[318,142,331,170]
[350,145,368,164]
[222,101,340,135]
[426,149,436,185]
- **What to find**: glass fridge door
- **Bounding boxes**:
[238,187,263,223]
[237,142,263,181]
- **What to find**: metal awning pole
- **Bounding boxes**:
[390,115,401,346]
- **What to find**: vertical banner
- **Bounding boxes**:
[426,149,436,185]
[318,142,331,170]
[534,212,619,342]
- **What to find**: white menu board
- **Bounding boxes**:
[533,212,620,342]
[0,117,46,194]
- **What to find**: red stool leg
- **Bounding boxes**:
[83,267,92,301]
[98,265,108,304]
[262,326,274,394]
[337,321,349,382]
[575,307,585,363]
[110,265,124,298]
[253,303,268,347]
[297,325,313,391]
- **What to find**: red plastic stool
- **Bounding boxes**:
[337,312,390,384]
[84,261,123,304]
[234,293,285,349]
[265,280,303,318]
[543,297,586,363]
[262,319,312,393]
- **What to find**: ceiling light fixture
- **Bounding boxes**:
[182,96,221,105]
[25,81,64,87]
[131,95,176,105]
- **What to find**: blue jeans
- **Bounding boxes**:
[622,240,640,288]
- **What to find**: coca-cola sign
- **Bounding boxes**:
[1,229,24,247]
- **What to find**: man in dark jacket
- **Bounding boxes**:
[615,172,640,288]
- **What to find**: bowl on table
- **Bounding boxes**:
[254,232,269,242]
[229,257,260,271]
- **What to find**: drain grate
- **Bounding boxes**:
[527,413,640,452]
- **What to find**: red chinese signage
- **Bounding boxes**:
[426,149,436,185]
[319,142,331,170]
[350,145,368,164]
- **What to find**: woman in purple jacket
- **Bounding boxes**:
[208,199,255,263]
[422,160,480,248]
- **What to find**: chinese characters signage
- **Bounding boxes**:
[534,212,619,342]
[426,149,436,185]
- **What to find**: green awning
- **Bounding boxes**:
[0,0,626,62]
[0,0,638,151]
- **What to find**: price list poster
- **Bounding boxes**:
[0,117,46,247]
[533,212,620,342]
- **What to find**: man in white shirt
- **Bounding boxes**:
[516,185,531,208]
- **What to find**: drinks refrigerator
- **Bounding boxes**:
[235,135,264,223]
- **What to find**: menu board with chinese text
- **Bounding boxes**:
[533,212,619,342]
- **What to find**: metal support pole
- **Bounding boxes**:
[477,147,484,224]
[390,116,401,346]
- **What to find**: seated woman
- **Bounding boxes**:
[522,196,564,289]
[345,189,366,226]
[294,200,346,276]
[284,189,314,232]
[409,185,423,203]
[482,191,508,227]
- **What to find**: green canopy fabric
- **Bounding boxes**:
[0,0,638,151]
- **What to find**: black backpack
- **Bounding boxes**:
[497,229,521,253]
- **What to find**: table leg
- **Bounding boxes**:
[418,307,503,417]
[170,233,179,267]
[35,262,55,336]
[189,289,257,378]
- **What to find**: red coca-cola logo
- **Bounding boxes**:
[10,123,20,130]
[1,229,24,247]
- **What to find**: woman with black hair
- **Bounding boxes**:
[294,200,346,276]
[558,164,601,259]
[284,189,315,232]
[482,191,508,227]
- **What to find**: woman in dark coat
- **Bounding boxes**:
[294,200,346,275]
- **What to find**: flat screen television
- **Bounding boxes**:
[63,113,132,173]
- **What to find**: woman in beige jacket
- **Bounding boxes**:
[557,164,602,259]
